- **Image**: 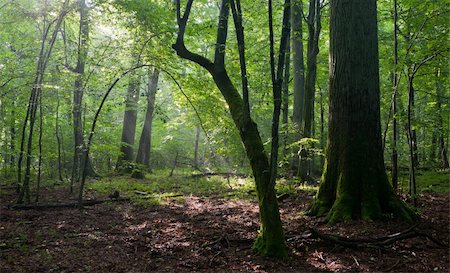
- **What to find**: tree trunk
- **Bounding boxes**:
[193,125,201,169]
[391,0,399,191]
[318,88,325,169]
[299,0,321,180]
[117,72,140,170]
[70,0,93,193]
[291,0,305,169]
[282,30,291,158]
[136,68,159,167]
[407,77,417,206]
[435,68,450,169]
[18,1,68,204]
[172,0,288,257]
[55,89,64,182]
[308,0,415,223]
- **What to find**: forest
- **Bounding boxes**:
[0,0,448,272]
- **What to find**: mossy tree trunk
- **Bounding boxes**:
[308,0,416,224]
[173,0,287,257]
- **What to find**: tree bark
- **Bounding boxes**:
[291,0,305,170]
[282,31,290,158]
[136,68,159,167]
[391,0,399,191]
[299,0,321,180]
[173,0,288,257]
[308,0,415,223]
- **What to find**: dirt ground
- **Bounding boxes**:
[1,186,448,273]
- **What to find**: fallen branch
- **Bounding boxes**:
[187,172,248,179]
[309,225,448,248]
[8,198,130,210]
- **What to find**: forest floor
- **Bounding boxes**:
[0,174,448,273]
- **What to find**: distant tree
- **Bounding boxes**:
[308,0,415,223]
[135,68,159,167]
[116,59,141,171]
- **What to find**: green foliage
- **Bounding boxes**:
[398,170,450,193]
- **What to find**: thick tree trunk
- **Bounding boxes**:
[136,68,159,167]
[291,0,305,169]
[308,0,415,223]
[117,73,140,169]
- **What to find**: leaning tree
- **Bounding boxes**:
[308,0,416,223]
[172,0,290,256]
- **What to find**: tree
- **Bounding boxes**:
[298,0,322,180]
[308,0,415,223]
[17,0,69,203]
[172,0,290,256]
[135,68,160,167]
[116,60,141,171]
[291,0,305,169]
[68,0,95,192]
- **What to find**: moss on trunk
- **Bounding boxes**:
[308,0,416,224]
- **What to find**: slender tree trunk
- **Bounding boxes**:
[55,90,64,182]
[136,68,159,167]
[36,86,43,202]
[9,107,16,170]
[308,0,415,223]
[71,0,92,193]
[18,1,67,203]
[282,30,291,158]
[435,68,450,169]
[407,77,417,206]
[391,0,399,191]
[299,0,321,180]
[193,125,201,169]
[319,88,325,168]
[173,0,289,256]
[291,0,306,169]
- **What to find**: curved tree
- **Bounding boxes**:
[172,0,290,257]
[308,0,416,223]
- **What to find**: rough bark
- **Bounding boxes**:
[173,0,288,257]
[308,0,415,224]
[135,68,159,167]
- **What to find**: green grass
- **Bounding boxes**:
[87,172,317,207]
[398,170,449,193]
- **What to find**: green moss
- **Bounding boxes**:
[252,230,288,258]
